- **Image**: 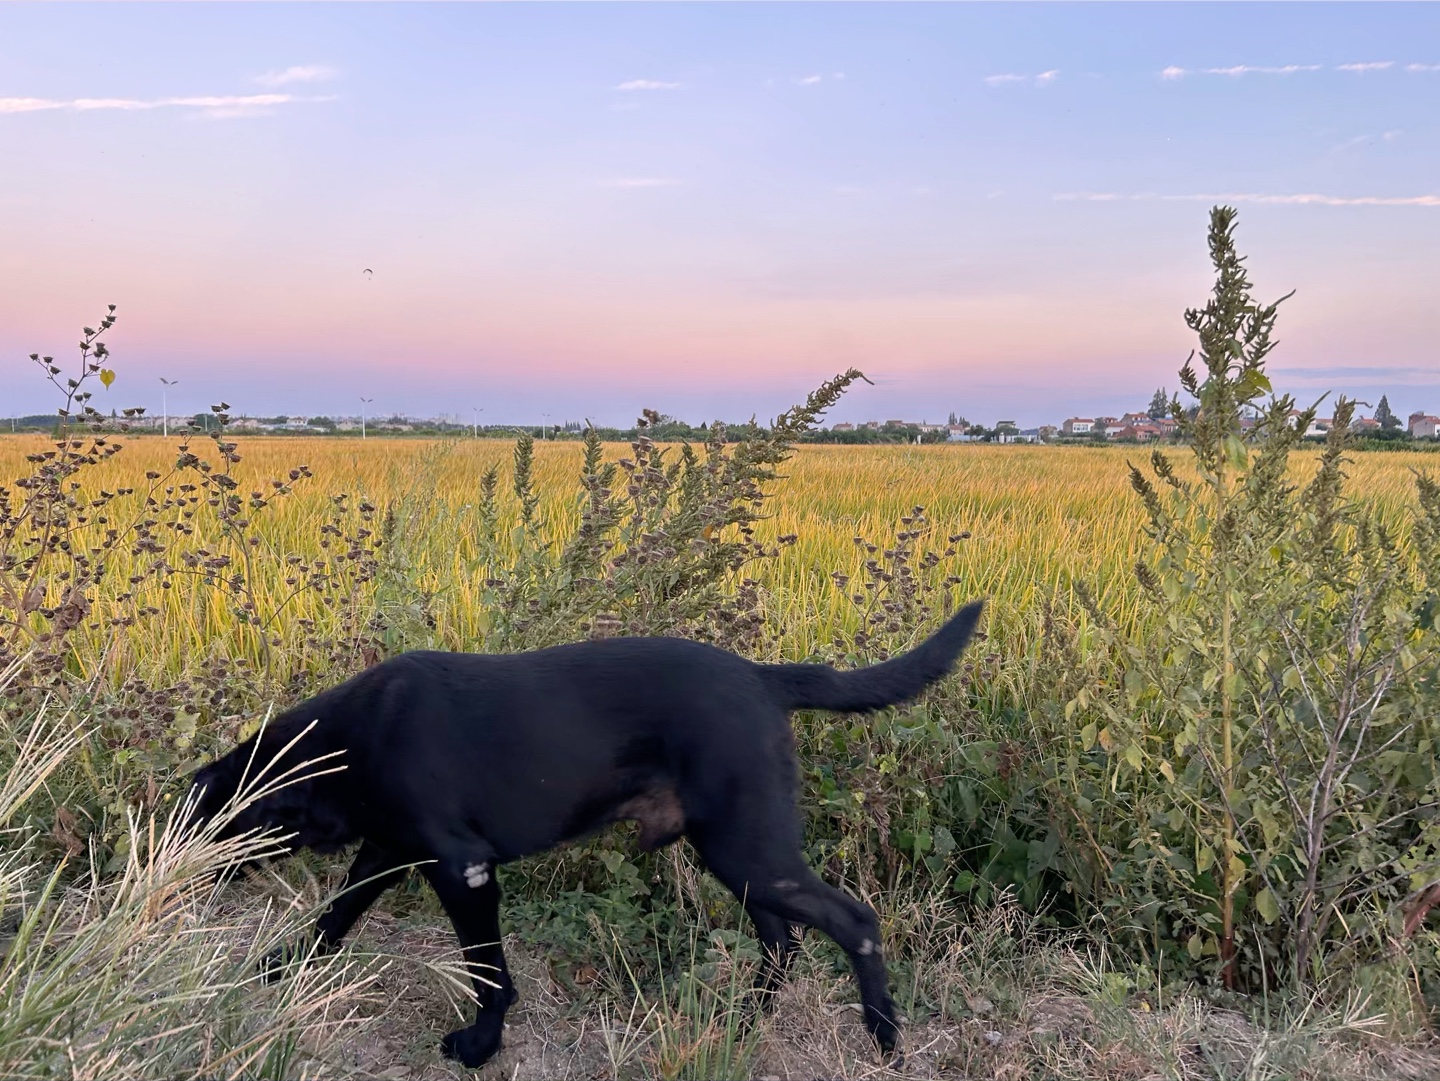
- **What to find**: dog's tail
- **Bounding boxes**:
[758,599,985,712]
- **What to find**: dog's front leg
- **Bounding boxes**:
[260,839,409,981]
[422,862,515,1069]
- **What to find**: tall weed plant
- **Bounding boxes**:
[1048,206,1440,995]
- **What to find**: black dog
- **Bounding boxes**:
[190,600,984,1068]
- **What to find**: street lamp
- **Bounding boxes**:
[360,397,373,440]
[542,412,551,440]
[472,406,483,438]
[159,377,179,437]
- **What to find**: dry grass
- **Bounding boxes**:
[272,888,1440,1080]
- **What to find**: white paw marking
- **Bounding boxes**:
[858,938,875,956]
[773,878,798,891]
[464,862,490,888]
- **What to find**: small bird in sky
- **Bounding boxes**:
[363,268,373,278]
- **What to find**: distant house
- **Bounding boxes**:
[864,421,881,430]
[1104,425,1126,438]
[1121,411,1151,425]
[946,424,968,440]
[1063,417,1094,435]
[1093,416,1119,431]
[1350,416,1381,433]
[1154,417,1178,435]
[1286,410,1332,438]
[1038,424,1059,441]
[1116,423,1162,442]
[1411,412,1440,439]
[228,417,261,431]
[883,419,907,429]
[831,422,856,432]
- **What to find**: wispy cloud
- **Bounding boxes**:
[1330,129,1403,154]
[1163,60,1415,79]
[599,177,681,188]
[1057,191,1440,207]
[1208,64,1321,76]
[983,70,1059,88]
[1165,63,1323,78]
[794,74,824,85]
[0,93,329,119]
[615,79,679,91]
[253,65,337,88]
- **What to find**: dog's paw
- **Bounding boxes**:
[257,945,293,983]
[440,1022,503,1069]
[865,1002,903,1065]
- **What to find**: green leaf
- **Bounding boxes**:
[1080,722,1097,751]
[1223,433,1248,472]
[933,825,956,858]
[1255,887,1280,924]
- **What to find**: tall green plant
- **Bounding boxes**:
[1060,206,1440,992]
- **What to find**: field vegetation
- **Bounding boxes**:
[2,208,1439,1078]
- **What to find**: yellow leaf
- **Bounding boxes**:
[99,368,115,388]
[1227,854,1247,885]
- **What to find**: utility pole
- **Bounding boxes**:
[360,397,373,439]
[160,377,179,437]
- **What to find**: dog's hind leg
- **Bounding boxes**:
[746,905,802,1001]
[694,816,902,1063]
[421,862,515,1069]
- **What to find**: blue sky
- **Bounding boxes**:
[2,3,1438,427]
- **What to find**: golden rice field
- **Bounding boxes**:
[2,434,1434,685]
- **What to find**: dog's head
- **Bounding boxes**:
[186,731,357,857]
